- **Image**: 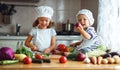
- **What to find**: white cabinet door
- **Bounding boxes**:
[0,40,25,52]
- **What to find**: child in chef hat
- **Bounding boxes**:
[25,6,56,54]
[63,9,103,55]
[71,9,103,53]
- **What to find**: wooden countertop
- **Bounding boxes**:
[0,55,120,70]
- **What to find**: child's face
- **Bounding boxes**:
[77,14,90,28]
[38,17,50,29]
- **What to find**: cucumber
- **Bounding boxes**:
[0,60,19,65]
[32,58,43,63]
[43,59,51,63]
[32,58,51,63]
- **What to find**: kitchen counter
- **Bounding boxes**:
[0,36,27,40]
[0,55,120,70]
[0,35,80,40]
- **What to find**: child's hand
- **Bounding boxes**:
[70,43,77,47]
[30,45,37,51]
[51,49,63,55]
[44,48,51,54]
[70,41,81,47]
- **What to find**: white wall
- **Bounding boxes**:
[97,0,120,51]
[0,0,81,34]
[81,0,98,30]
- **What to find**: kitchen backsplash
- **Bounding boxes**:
[0,0,81,34]
[0,0,97,35]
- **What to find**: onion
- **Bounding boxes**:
[0,47,14,60]
[75,52,86,61]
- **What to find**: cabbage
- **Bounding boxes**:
[0,47,14,60]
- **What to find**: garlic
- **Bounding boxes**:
[84,57,90,63]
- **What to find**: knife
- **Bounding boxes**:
[36,50,44,54]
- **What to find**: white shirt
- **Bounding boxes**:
[29,27,56,52]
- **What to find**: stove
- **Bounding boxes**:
[57,31,80,35]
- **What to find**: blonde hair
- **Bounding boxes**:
[32,18,54,28]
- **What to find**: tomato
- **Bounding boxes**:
[35,53,43,59]
[59,56,67,63]
[64,47,69,52]
[22,56,32,64]
[57,44,66,51]
[64,47,74,52]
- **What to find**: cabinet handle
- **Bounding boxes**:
[16,41,20,49]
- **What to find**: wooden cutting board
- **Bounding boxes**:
[49,55,61,60]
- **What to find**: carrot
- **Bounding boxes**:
[97,56,103,64]
[91,56,97,64]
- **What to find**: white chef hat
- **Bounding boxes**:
[76,9,94,26]
[35,6,54,19]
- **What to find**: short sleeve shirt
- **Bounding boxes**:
[76,27,102,50]
[29,27,56,52]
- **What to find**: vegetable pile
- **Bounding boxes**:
[63,44,120,65]
[15,46,33,58]
[15,46,51,64]
[52,44,74,55]
[57,44,74,52]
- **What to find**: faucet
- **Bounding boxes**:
[16,24,21,36]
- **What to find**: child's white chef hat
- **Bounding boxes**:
[35,6,54,19]
[76,9,94,26]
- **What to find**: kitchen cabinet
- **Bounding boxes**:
[56,36,80,47]
[0,40,25,52]
[0,36,26,51]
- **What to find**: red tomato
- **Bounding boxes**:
[57,44,66,51]
[35,54,43,59]
[22,56,32,64]
[59,56,67,63]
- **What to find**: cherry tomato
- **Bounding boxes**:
[57,44,66,51]
[64,47,69,52]
[35,53,43,59]
[59,56,67,63]
[22,56,32,64]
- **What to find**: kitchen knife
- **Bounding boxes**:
[36,50,44,54]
